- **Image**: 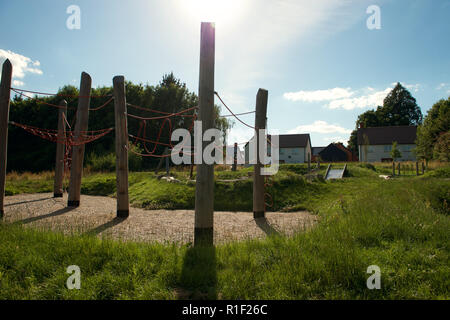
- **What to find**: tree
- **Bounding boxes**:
[7,74,233,172]
[379,83,422,126]
[433,131,450,161]
[348,83,423,154]
[415,97,450,162]
[390,141,402,161]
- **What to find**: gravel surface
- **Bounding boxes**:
[3,193,318,245]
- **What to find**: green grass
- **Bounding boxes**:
[1,164,449,299]
[0,177,450,299]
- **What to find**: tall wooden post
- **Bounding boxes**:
[232,142,237,171]
[253,89,268,219]
[416,161,419,176]
[113,76,129,218]
[397,163,401,176]
[392,162,395,176]
[54,100,67,197]
[0,59,12,218]
[68,72,91,207]
[194,22,215,247]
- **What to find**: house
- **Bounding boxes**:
[357,126,417,162]
[318,143,357,162]
[244,134,312,164]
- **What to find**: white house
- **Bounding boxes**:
[357,126,417,162]
[245,134,312,164]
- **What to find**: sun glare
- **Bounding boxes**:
[181,0,244,25]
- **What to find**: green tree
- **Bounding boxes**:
[415,97,450,162]
[379,83,422,126]
[433,131,450,161]
[7,74,232,172]
[348,83,423,155]
[391,141,402,161]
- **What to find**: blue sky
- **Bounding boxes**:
[1,0,449,147]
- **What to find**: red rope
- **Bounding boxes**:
[127,106,198,121]
[9,121,113,146]
[10,87,112,99]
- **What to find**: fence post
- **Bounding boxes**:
[307,153,311,171]
[392,161,395,176]
[232,142,237,171]
[416,161,419,176]
[54,100,67,197]
[397,162,401,176]
[253,88,268,219]
[113,76,129,218]
[68,72,91,207]
[0,59,12,218]
[194,22,215,247]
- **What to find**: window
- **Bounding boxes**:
[384,145,392,153]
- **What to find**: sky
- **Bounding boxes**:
[1,0,449,148]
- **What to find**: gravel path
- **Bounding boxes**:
[3,193,318,245]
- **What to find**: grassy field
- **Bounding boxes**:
[1,163,449,299]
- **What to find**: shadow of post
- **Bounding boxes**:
[178,245,217,300]
[5,196,54,207]
[85,217,126,236]
[255,217,280,236]
[19,207,75,224]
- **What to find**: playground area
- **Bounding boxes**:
[3,192,318,244]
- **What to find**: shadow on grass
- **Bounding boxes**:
[255,217,280,236]
[177,246,217,300]
[19,207,75,224]
[5,196,54,207]
[85,217,127,236]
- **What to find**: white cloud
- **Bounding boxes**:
[322,136,347,144]
[288,120,351,134]
[328,87,392,110]
[404,83,420,93]
[436,83,447,90]
[12,80,25,87]
[0,49,43,86]
[284,87,354,102]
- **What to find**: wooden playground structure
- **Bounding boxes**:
[0,23,273,247]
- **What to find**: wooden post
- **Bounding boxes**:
[422,162,425,174]
[397,162,401,176]
[232,142,237,171]
[0,59,12,218]
[416,161,419,176]
[194,22,215,247]
[253,89,268,219]
[113,76,129,218]
[68,72,91,207]
[392,162,395,176]
[54,100,67,197]
[165,148,170,176]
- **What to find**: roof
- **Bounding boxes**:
[312,147,326,156]
[357,126,417,145]
[268,134,311,148]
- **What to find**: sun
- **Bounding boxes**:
[180,0,244,25]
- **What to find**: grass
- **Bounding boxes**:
[1,172,449,299]
[2,163,449,299]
